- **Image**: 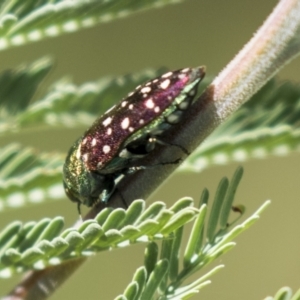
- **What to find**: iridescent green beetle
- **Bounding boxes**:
[63,67,205,213]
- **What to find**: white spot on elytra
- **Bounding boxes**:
[103,145,111,153]
[141,86,151,93]
[135,85,141,90]
[146,98,155,109]
[139,119,145,125]
[121,117,130,129]
[146,82,152,86]
[167,96,172,101]
[129,127,134,132]
[91,138,97,147]
[97,162,103,168]
[121,101,128,107]
[181,68,190,73]
[129,104,134,110]
[162,71,173,78]
[128,91,134,97]
[160,79,170,89]
[82,153,89,161]
[153,79,158,83]
[82,138,87,145]
[154,106,160,113]
[106,128,112,135]
[103,117,112,127]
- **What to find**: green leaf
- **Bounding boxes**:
[0,56,52,114]
[96,229,123,248]
[95,207,114,226]
[137,220,160,237]
[20,248,44,266]
[169,197,194,213]
[119,200,146,227]
[1,249,21,266]
[0,0,186,51]
[183,204,207,268]
[168,227,183,281]
[117,267,147,300]
[171,265,224,299]
[123,281,138,300]
[144,242,158,279]
[119,226,140,242]
[148,211,174,235]
[160,208,198,235]
[18,218,52,252]
[78,223,104,251]
[159,238,173,293]
[199,188,209,207]
[219,166,244,228]
[33,216,64,244]
[135,201,166,224]
[206,177,229,242]
[0,221,22,255]
[140,259,169,300]
[102,208,126,231]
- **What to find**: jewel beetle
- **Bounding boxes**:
[63,66,206,214]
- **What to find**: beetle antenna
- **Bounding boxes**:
[77,202,82,220]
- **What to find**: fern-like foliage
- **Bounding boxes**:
[0,0,185,51]
[181,80,300,172]
[0,56,52,117]
[0,198,198,277]
[0,166,269,300]
[115,167,270,299]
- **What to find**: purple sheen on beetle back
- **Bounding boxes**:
[63,66,206,210]
[78,67,203,171]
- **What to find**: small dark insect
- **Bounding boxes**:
[63,66,206,214]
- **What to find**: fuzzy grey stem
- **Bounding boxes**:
[213,0,300,121]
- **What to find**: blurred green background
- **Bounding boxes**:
[1,0,300,299]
